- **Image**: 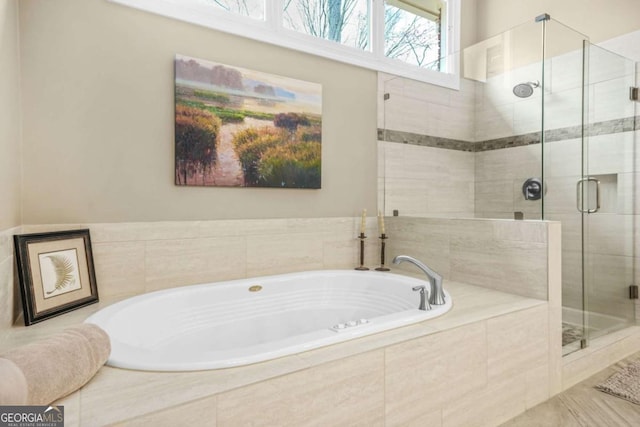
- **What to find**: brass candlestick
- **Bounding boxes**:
[375,233,390,271]
[355,232,369,271]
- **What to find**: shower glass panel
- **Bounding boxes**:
[540,20,590,354]
[582,43,637,346]
[379,16,638,356]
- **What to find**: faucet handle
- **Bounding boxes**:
[412,285,431,311]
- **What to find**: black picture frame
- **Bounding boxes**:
[14,229,99,326]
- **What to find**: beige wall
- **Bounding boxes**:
[0,0,21,230]
[18,0,377,224]
[476,0,640,43]
[0,0,22,331]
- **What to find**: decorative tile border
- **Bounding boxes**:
[377,129,475,152]
[379,115,639,152]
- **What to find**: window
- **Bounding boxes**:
[283,0,371,51]
[384,0,443,70]
[108,0,460,88]
[197,0,266,20]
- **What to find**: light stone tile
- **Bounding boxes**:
[88,218,350,244]
[383,178,428,216]
[398,96,431,135]
[88,222,202,242]
[475,179,514,214]
[592,78,636,123]
[561,249,583,311]
[200,218,348,238]
[487,305,549,382]
[583,254,635,320]
[617,172,639,214]
[475,103,514,141]
[548,49,583,92]
[544,87,583,130]
[547,221,563,396]
[78,355,311,426]
[385,322,487,426]
[442,371,526,427]
[381,141,404,179]
[586,213,634,257]
[513,96,542,135]
[545,138,581,178]
[425,286,546,333]
[493,220,547,243]
[404,78,451,106]
[475,145,540,182]
[588,132,635,176]
[216,351,385,427]
[53,392,80,427]
[449,220,547,300]
[543,175,582,214]
[322,237,358,270]
[474,211,514,219]
[384,217,450,279]
[145,237,246,291]
[114,395,217,427]
[92,242,145,298]
[387,409,442,427]
[425,180,475,215]
[588,45,635,84]
[449,78,476,110]
[525,355,551,409]
[246,232,324,277]
[0,226,20,261]
[0,257,16,330]
[546,213,581,254]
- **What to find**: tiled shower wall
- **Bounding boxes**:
[379,32,639,321]
[378,74,476,218]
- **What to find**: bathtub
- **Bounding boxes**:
[86,270,453,371]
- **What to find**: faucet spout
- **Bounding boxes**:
[392,255,446,305]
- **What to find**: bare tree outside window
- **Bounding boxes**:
[199,0,266,19]
[282,0,441,69]
[384,3,441,69]
[283,0,368,49]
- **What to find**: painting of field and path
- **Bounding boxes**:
[174,54,322,189]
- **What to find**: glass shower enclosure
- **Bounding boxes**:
[379,15,638,355]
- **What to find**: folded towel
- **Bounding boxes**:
[1,323,111,405]
[0,358,28,405]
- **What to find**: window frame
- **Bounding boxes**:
[108,0,460,89]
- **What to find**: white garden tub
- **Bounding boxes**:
[86,270,452,371]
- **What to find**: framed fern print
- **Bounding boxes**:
[14,229,98,326]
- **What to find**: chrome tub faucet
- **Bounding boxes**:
[392,255,446,306]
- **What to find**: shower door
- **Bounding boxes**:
[581,43,637,346]
[543,20,637,354]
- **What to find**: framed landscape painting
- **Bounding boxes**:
[174,54,322,189]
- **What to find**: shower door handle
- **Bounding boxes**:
[576,177,601,213]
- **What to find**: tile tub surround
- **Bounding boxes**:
[0,217,564,425]
[0,280,553,427]
[385,217,551,301]
[18,217,383,299]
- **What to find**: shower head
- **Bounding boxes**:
[513,81,540,98]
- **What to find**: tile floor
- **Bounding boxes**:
[502,351,640,426]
